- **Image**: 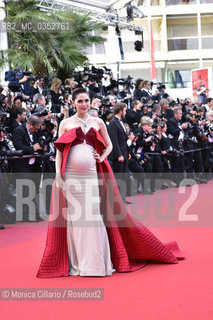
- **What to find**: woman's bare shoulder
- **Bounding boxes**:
[89,116,105,131]
[92,116,104,126]
[59,116,77,130]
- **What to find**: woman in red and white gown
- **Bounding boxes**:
[37,88,184,278]
[64,125,115,276]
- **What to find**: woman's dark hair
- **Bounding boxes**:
[72,87,89,101]
[135,78,143,89]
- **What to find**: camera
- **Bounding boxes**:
[32,108,48,118]
[157,83,166,92]
[102,97,111,108]
[118,75,134,90]
[42,118,55,132]
[38,135,56,149]
[5,69,32,82]
[141,97,154,107]
[202,120,213,137]
[51,113,64,121]
[5,69,37,93]
[150,133,159,144]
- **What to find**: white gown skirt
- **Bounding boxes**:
[64,142,115,276]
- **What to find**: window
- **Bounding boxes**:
[166,0,196,5]
[167,17,198,51]
[168,38,198,50]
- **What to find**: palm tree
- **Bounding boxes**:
[0,0,105,78]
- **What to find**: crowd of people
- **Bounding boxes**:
[0,70,213,224]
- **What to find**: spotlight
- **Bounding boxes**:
[134,40,143,51]
[134,30,143,51]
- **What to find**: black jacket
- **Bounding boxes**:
[133,89,143,101]
[9,120,20,134]
[167,117,182,148]
[141,89,155,101]
[125,109,142,129]
[12,124,36,172]
[108,116,128,161]
[159,134,172,151]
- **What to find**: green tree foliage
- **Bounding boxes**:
[0,0,104,77]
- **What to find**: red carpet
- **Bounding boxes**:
[1,181,213,320]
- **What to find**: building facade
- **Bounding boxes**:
[86,0,213,98]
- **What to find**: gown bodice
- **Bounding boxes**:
[71,127,96,148]
[66,127,96,173]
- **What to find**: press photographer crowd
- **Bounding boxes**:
[1,66,213,226]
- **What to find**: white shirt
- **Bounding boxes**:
[115,115,126,133]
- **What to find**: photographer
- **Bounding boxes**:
[136,116,163,191]
[126,100,143,130]
[159,99,173,121]
[33,78,44,95]
[119,79,133,108]
[37,118,58,173]
[182,110,206,181]
[167,108,187,184]
[64,78,77,94]
[50,78,62,113]
[0,87,12,112]
[12,116,42,173]
[33,93,46,107]
[204,97,213,112]
[154,83,171,102]
[151,104,161,121]
[141,80,159,102]
[62,92,74,117]
[91,97,103,118]
[33,93,66,122]
[101,95,115,123]
[12,116,43,221]
[127,131,152,194]
[5,70,33,101]
[133,78,143,101]
[158,122,177,187]
[199,110,213,178]
[88,77,101,97]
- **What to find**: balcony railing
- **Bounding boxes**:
[168,38,198,50]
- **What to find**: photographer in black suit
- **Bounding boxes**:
[12,116,43,173]
[141,80,159,102]
[167,108,187,184]
[126,100,143,130]
[108,102,131,204]
[12,116,43,221]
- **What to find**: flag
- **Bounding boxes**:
[148,18,156,81]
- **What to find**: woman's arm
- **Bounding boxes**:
[55,121,65,181]
[94,119,112,163]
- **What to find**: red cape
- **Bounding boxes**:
[37,127,184,278]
